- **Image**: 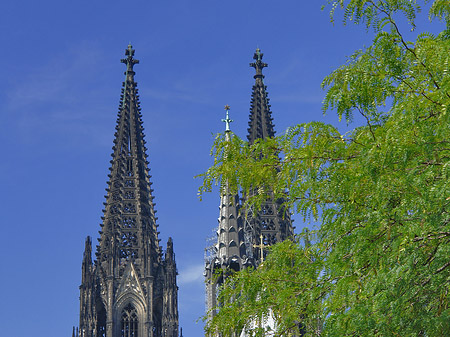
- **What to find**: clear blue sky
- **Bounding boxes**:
[0,1,441,336]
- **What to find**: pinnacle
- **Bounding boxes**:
[247,49,275,144]
[250,47,268,78]
[222,105,233,132]
[96,45,160,269]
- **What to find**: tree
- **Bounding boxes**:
[199,1,450,336]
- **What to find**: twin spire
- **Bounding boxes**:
[204,47,294,325]
[214,47,294,265]
[77,45,179,337]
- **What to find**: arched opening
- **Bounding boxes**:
[152,296,163,337]
[121,303,139,337]
[96,300,106,337]
[229,257,240,272]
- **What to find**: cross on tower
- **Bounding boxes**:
[253,233,268,264]
[222,105,233,132]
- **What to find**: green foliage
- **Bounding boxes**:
[200,1,450,336]
[205,235,325,337]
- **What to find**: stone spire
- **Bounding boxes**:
[77,45,179,337]
[247,48,275,145]
[162,237,179,337]
[95,43,160,278]
[243,49,294,265]
[205,106,246,322]
[216,105,245,263]
[81,236,92,286]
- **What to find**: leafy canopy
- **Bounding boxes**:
[199,1,450,336]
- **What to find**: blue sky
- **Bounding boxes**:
[0,1,442,336]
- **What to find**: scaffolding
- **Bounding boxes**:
[204,227,218,263]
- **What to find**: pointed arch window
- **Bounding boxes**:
[121,303,138,337]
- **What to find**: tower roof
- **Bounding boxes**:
[216,106,244,263]
[247,48,275,144]
[95,45,160,274]
[244,49,294,265]
[78,45,179,337]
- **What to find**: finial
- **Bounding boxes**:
[250,48,268,78]
[167,237,173,250]
[121,43,139,74]
[222,105,233,132]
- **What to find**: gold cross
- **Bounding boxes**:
[253,234,267,264]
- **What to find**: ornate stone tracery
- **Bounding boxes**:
[120,304,139,337]
[76,45,179,337]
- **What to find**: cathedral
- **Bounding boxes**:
[74,45,179,337]
[204,49,295,320]
[73,45,295,337]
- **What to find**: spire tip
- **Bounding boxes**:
[250,48,267,77]
[222,105,233,132]
[121,43,139,74]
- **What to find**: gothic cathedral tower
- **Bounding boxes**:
[76,45,179,337]
[242,48,294,263]
[205,49,294,317]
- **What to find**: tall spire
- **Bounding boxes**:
[96,44,160,271]
[244,49,294,265]
[217,106,244,261]
[205,106,245,322]
[247,48,275,145]
[77,45,179,337]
